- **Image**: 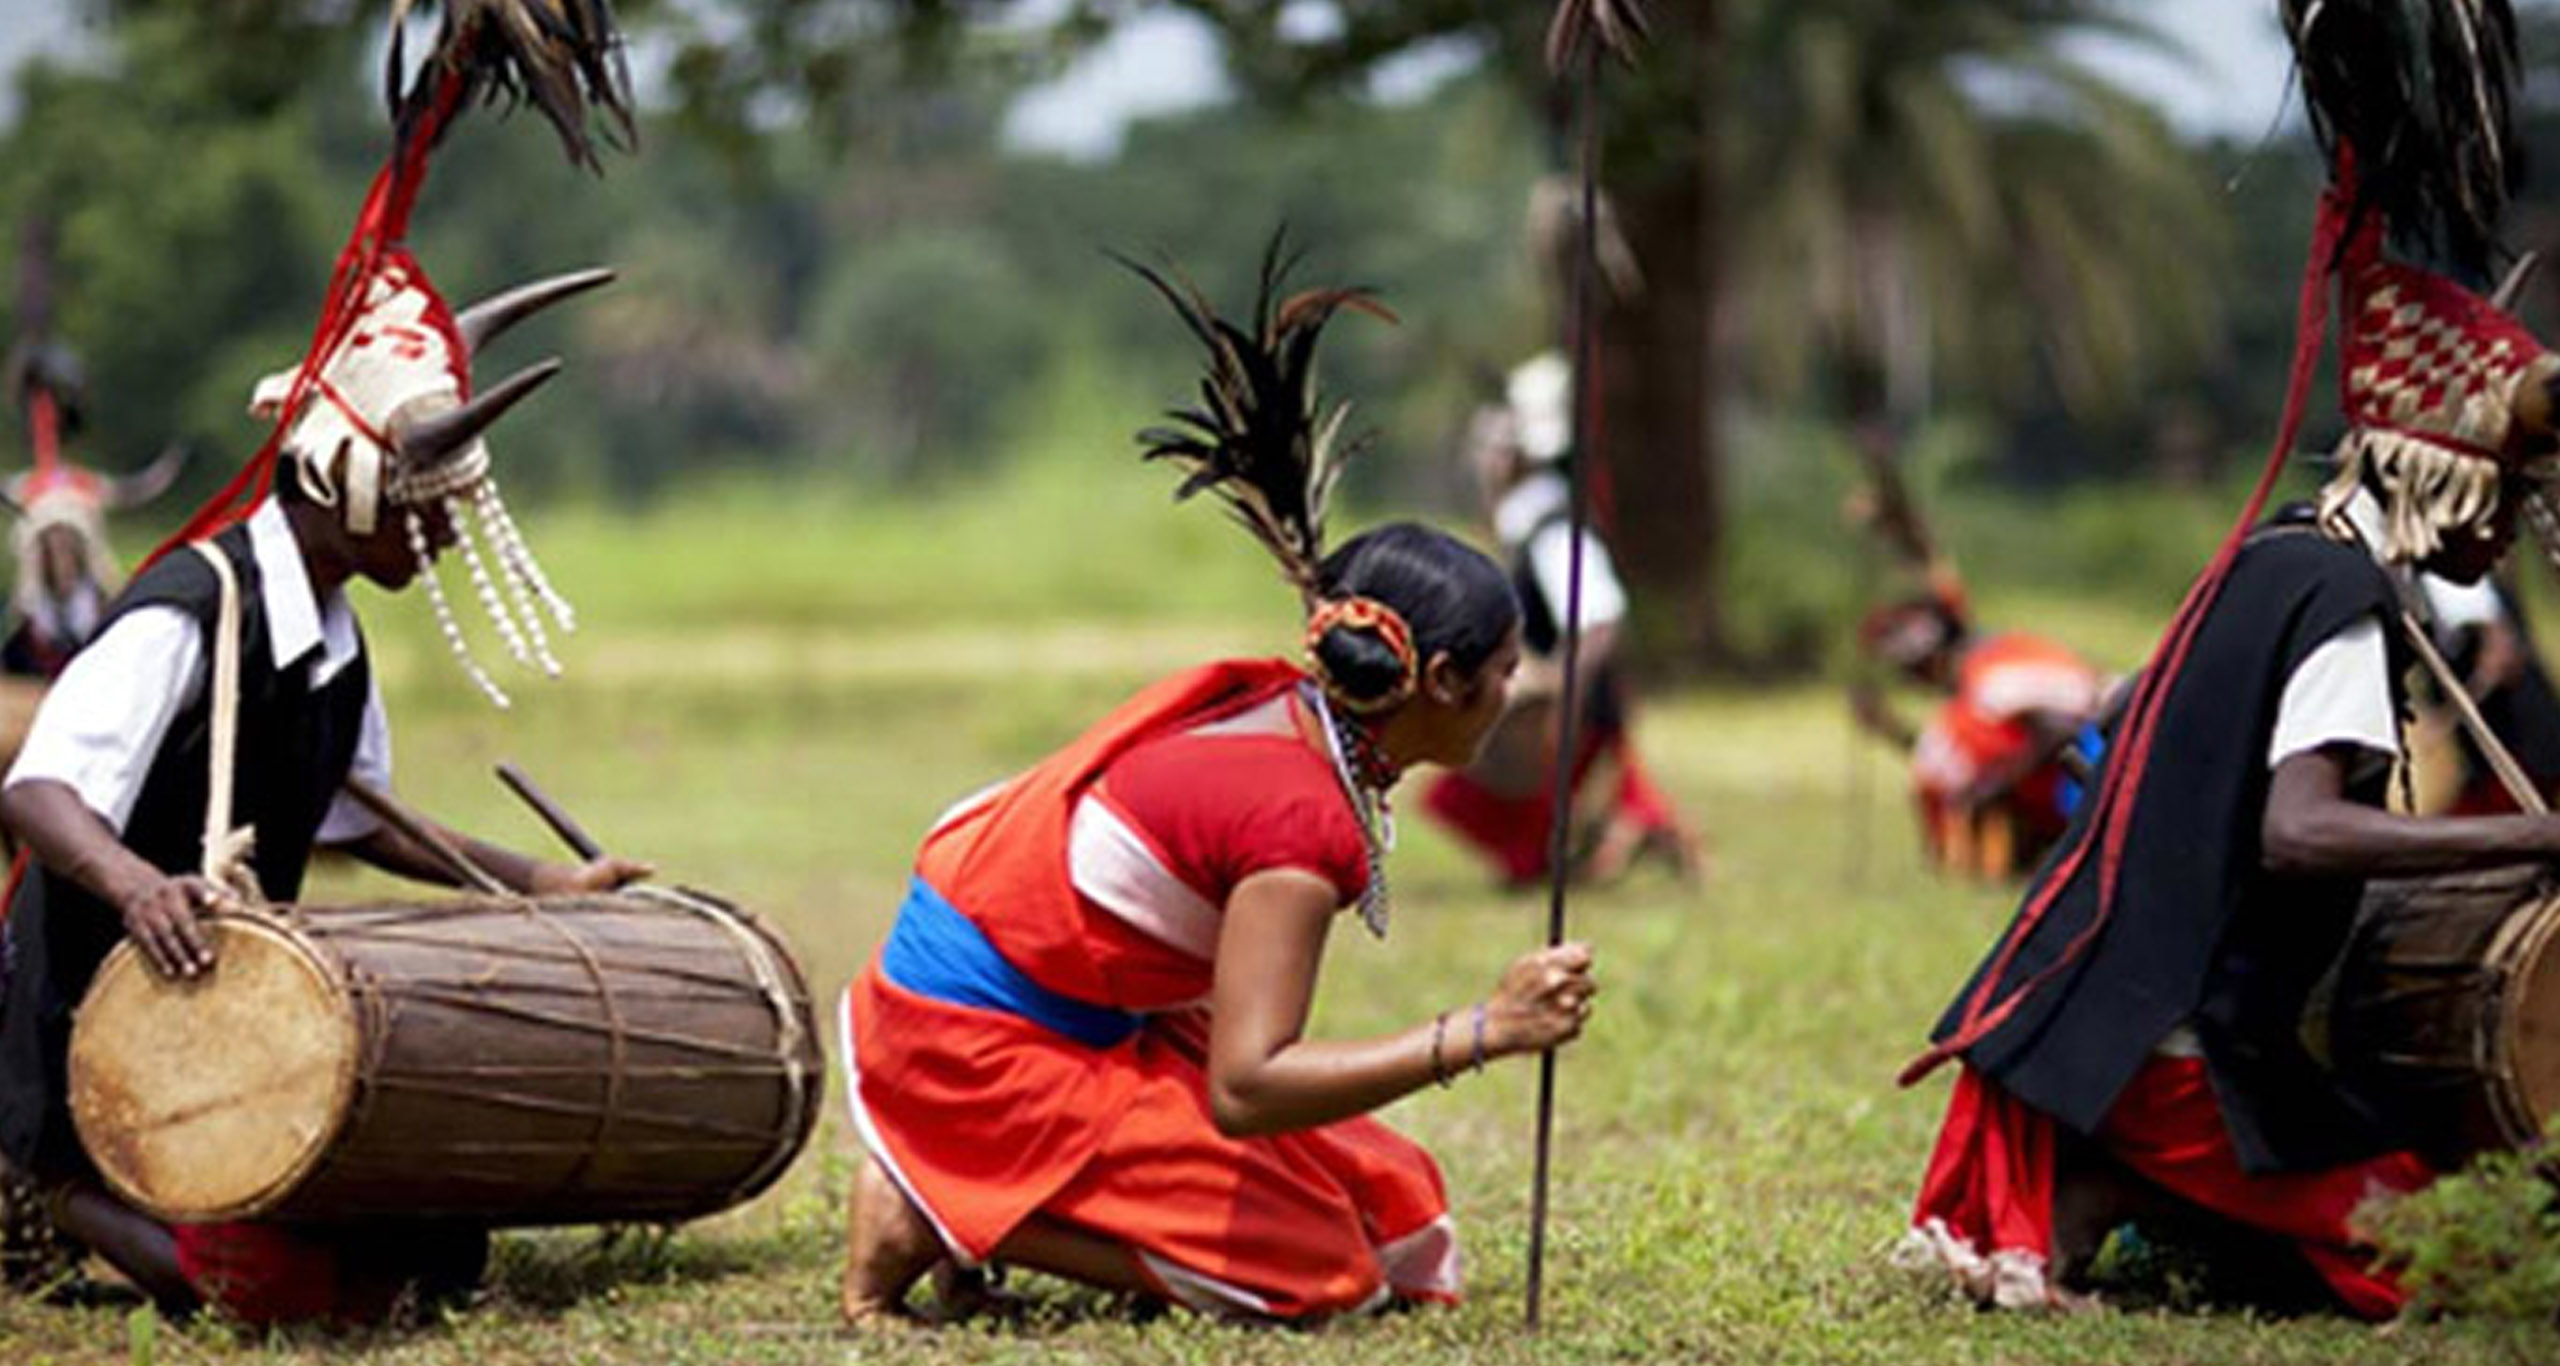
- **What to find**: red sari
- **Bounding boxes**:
[843,660,1460,1319]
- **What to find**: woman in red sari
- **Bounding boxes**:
[838,248,1600,1325]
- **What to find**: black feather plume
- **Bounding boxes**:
[390,0,637,171]
[1548,0,1651,72]
[1120,234,1397,603]
[2284,0,2521,277]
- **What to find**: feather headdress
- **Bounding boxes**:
[1546,0,1651,72]
[2286,0,2519,280]
[388,0,636,170]
[1121,234,1396,605]
[2282,0,2560,562]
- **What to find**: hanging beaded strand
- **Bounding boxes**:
[1308,683,1399,938]
[451,493,535,671]
[408,505,510,708]
[481,481,577,634]
[481,480,565,680]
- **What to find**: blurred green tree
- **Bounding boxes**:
[668,0,2225,666]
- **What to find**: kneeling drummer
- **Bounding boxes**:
[0,73,649,1320]
[1901,215,2560,1317]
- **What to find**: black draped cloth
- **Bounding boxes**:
[1931,523,2407,1174]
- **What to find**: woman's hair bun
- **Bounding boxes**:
[1304,595,1420,714]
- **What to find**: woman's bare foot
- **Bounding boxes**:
[841,1158,943,1328]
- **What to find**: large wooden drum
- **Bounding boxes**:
[68,886,824,1227]
[2330,865,2560,1163]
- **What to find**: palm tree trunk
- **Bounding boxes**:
[1596,2,1726,667]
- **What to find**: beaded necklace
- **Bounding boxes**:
[1305,683,1398,937]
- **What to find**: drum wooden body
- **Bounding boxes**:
[69,887,823,1227]
[2331,866,2560,1163]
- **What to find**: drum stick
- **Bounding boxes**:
[340,778,513,896]
[495,762,607,861]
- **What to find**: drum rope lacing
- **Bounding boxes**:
[514,895,632,1201]
[632,884,816,1206]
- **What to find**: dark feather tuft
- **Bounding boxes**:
[2283,0,2521,276]
[390,0,637,171]
[1118,234,1393,603]
[1547,0,1652,73]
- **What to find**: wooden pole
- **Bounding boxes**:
[1525,33,1605,1335]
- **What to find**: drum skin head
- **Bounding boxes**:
[69,915,358,1222]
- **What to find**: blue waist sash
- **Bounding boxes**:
[878,875,1143,1049]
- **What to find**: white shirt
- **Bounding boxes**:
[2262,489,2420,774]
[6,499,389,843]
[1493,472,1628,635]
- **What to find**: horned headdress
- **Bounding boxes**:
[154,0,635,707]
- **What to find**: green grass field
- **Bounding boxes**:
[5,484,2555,1364]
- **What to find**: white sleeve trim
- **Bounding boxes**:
[2267,617,2398,771]
[6,607,205,834]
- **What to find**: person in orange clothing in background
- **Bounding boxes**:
[1852,584,2106,879]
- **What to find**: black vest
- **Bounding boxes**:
[1933,523,2406,1174]
[0,525,370,1175]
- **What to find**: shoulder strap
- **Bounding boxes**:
[185,542,260,900]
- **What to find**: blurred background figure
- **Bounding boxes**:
[2415,570,2560,814]
[0,218,184,681]
[1420,351,1704,889]
[1851,587,2104,880]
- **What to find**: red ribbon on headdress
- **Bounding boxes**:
[139,72,467,571]
[1900,155,2366,1087]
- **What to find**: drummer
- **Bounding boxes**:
[1418,353,1704,887]
[0,32,647,1321]
[1898,204,2560,1317]
[839,250,1596,1326]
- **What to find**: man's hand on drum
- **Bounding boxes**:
[528,856,655,896]
[113,873,230,979]
[1484,941,1599,1057]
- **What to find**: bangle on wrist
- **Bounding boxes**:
[1429,1009,1452,1088]
[1469,1001,1489,1074]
